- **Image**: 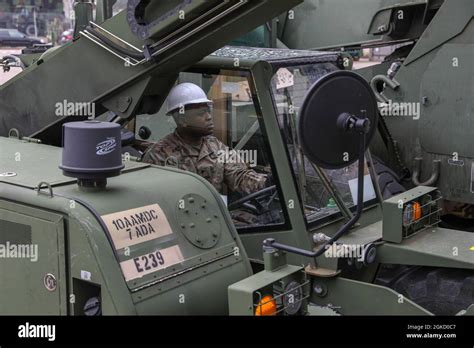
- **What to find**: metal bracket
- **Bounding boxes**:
[36,182,54,197]
[117,96,133,113]
[80,21,143,67]
[142,44,153,62]
[305,265,341,278]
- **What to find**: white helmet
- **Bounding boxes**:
[166,83,212,115]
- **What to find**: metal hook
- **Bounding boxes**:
[36,182,54,197]
[412,158,441,186]
[8,128,20,139]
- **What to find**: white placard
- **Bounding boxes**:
[348,175,376,205]
[276,68,294,89]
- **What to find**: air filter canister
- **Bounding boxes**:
[59,121,124,187]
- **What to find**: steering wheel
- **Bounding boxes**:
[228,185,278,214]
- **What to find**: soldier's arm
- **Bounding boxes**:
[222,148,268,195]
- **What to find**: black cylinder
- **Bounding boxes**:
[59,121,124,181]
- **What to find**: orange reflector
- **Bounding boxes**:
[413,202,422,220]
[255,295,277,316]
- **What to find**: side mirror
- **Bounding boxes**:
[264,70,379,259]
[297,70,378,169]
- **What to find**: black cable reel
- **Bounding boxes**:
[264,70,379,259]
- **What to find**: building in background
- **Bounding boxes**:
[0,0,70,43]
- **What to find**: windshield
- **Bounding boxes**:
[270,64,377,225]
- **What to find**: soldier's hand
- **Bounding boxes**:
[265,172,275,187]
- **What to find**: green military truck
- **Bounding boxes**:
[0,0,473,316]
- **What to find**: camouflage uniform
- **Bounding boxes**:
[142,131,267,195]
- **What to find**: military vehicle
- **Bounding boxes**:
[270,0,474,231]
[0,0,473,316]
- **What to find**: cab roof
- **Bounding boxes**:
[200,45,342,69]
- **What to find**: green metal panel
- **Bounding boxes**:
[0,193,137,315]
[53,164,251,291]
[378,227,474,270]
[339,220,383,246]
[311,276,432,315]
[135,252,245,315]
[279,0,428,50]
[404,0,473,65]
[374,0,474,204]
[420,44,474,158]
[0,205,67,314]
[461,304,474,316]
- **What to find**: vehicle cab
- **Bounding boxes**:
[129,46,384,271]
